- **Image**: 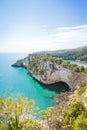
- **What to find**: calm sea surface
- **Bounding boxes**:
[0,53,86,110]
[0,53,64,110]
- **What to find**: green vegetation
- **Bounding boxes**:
[27,54,63,76]
[11,53,87,129]
[27,54,87,76]
[61,62,87,73]
[40,102,87,130]
[72,114,87,130]
[37,46,87,62]
[78,82,87,95]
[39,83,87,130]
[0,82,87,130]
[0,96,41,130]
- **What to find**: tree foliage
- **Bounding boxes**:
[40,101,87,130]
[0,96,41,130]
[0,95,87,130]
[41,46,87,62]
[27,54,87,76]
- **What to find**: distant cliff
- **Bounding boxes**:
[12,54,87,91]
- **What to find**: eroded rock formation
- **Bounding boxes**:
[12,54,86,91]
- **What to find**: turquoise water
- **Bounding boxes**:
[0,53,86,110]
[0,53,68,110]
[64,60,87,68]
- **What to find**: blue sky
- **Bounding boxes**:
[0,0,87,52]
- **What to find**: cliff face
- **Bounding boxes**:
[12,54,86,91]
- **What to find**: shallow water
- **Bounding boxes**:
[64,60,87,68]
[0,53,69,110]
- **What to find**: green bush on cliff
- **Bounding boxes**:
[40,101,87,130]
[0,96,41,130]
[42,46,87,62]
[0,95,87,130]
[78,83,87,95]
[27,54,87,76]
[63,102,87,130]
[72,114,87,130]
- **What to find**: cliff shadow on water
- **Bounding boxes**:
[41,82,70,93]
[30,75,70,93]
[12,66,70,94]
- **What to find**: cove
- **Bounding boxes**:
[0,53,69,110]
[64,60,87,68]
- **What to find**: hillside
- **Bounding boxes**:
[10,53,87,130]
[12,54,87,91]
[36,46,87,62]
[9,53,87,130]
[0,82,87,130]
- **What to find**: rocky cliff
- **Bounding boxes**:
[12,54,86,91]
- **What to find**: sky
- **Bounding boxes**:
[0,0,87,52]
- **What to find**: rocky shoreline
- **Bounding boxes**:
[11,54,87,111]
[12,54,86,91]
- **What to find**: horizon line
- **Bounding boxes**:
[0,45,86,53]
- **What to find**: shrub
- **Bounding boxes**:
[78,83,87,95]
[72,114,87,130]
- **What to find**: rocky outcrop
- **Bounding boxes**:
[11,57,29,69]
[12,54,86,91]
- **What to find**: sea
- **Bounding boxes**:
[0,53,86,110]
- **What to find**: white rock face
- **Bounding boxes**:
[12,56,85,91]
[29,62,84,91]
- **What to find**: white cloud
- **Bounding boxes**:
[32,24,87,51]
[0,24,87,52]
[51,25,87,48]
[56,25,87,32]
